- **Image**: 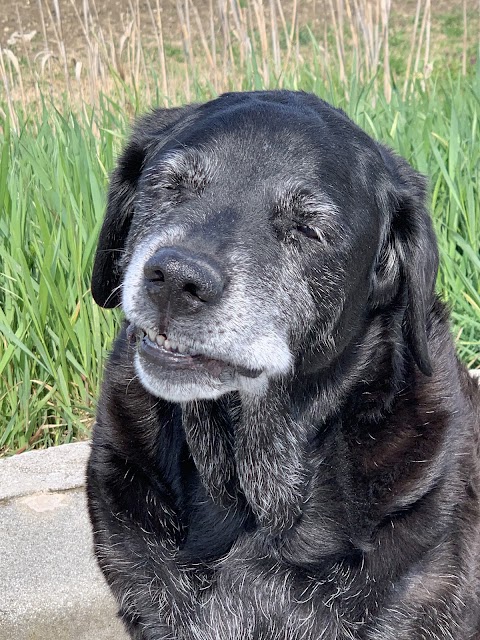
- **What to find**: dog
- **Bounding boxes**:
[87,90,480,639]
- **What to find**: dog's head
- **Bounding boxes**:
[92,91,438,402]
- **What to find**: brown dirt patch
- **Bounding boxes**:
[0,0,472,55]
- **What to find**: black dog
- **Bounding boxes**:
[87,90,480,639]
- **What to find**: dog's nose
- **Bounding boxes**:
[143,248,225,313]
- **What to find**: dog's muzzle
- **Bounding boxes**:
[127,323,262,379]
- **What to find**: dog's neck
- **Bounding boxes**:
[181,306,413,535]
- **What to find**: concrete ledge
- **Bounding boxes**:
[0,442,91,501]
[0,442,128,640]
[1,370,478,640]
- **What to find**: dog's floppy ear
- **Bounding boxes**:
[372,146,439,376]
[91,106,195,308]
[91,135,145,307]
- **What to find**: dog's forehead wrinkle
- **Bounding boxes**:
[174,120,322,184]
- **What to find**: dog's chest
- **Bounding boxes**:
[153,448,370,637]
[156,540,373,640]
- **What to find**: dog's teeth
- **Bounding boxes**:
[142,329,192,354]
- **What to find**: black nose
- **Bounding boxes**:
[143,247,226,314]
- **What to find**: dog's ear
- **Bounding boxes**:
[91,135,145,307]
[91,106,195,308]
[371,146,439,376]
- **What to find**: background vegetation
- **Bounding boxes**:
[0,0,479,453]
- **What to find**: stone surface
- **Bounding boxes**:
[0,441,91,501]
[0,442,128,640]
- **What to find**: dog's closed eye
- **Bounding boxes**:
[144,150,211,196]
[295,224,324,242]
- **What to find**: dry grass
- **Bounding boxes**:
[1,0,478,126]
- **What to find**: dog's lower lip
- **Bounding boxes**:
[132,325,262,378]
[234,364,262,378]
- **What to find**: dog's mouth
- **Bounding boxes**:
[127,324,262,379]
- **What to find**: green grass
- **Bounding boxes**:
[1,50,479,453]
[0,102,123,451]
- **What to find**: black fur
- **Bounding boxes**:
[87,90,480,639]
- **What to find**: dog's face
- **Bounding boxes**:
[92,91,438,402]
